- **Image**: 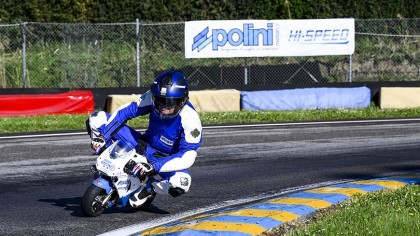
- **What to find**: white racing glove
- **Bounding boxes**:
[91,137,106,154]
[124,160,154,179]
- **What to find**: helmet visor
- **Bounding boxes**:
[153,96,183,109]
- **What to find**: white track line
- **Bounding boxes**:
[2,118,420,140]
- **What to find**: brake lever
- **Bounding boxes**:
[93,145,106,155]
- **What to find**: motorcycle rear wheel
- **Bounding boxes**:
[81,184,107,217]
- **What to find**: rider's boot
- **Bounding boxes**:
[129,186,154,208]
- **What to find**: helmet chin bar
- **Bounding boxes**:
[153,107,179,119]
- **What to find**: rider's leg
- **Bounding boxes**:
[86,111,109,139]
[152,170,191,197]
[86,111,141,147]
[130,170,191,207]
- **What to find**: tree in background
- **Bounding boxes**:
[0,0,94,23]
[0,0,417,23]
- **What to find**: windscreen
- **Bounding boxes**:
[109,140,135,159]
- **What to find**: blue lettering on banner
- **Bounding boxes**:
[192,23,274,51]
[288,29,350,44]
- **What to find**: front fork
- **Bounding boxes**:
[91,165,116,208]
[101,189,115,208]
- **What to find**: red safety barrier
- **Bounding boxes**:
[0,90,94,117]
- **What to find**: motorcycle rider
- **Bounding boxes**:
[86,69,202,207]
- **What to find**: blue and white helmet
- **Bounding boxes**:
[151,69,189,119]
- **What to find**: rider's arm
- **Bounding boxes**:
[100,91,152,141]
[153,107,202,172]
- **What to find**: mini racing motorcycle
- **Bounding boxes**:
[81,140,155,217]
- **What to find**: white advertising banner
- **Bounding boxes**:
[185,19,355,58]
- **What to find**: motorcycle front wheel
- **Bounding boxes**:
[81,184,107,217]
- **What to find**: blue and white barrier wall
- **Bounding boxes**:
[105,87,372,113]
[241,87,371,111]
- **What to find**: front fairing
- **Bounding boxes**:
[95,140,147,198]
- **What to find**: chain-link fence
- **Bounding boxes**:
[0,19,419,89]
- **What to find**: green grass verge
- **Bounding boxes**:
[271,184,420,236]
[1,106,420,133]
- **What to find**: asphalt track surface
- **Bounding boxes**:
[0,119,419,236]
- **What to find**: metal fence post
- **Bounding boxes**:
[349,54,353,82]
[19,22,27,88]
[136,18,141,87]
[244,58,248,85]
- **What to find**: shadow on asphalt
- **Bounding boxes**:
[38,197,169,217]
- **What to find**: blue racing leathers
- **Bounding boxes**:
[95,91,202,175]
